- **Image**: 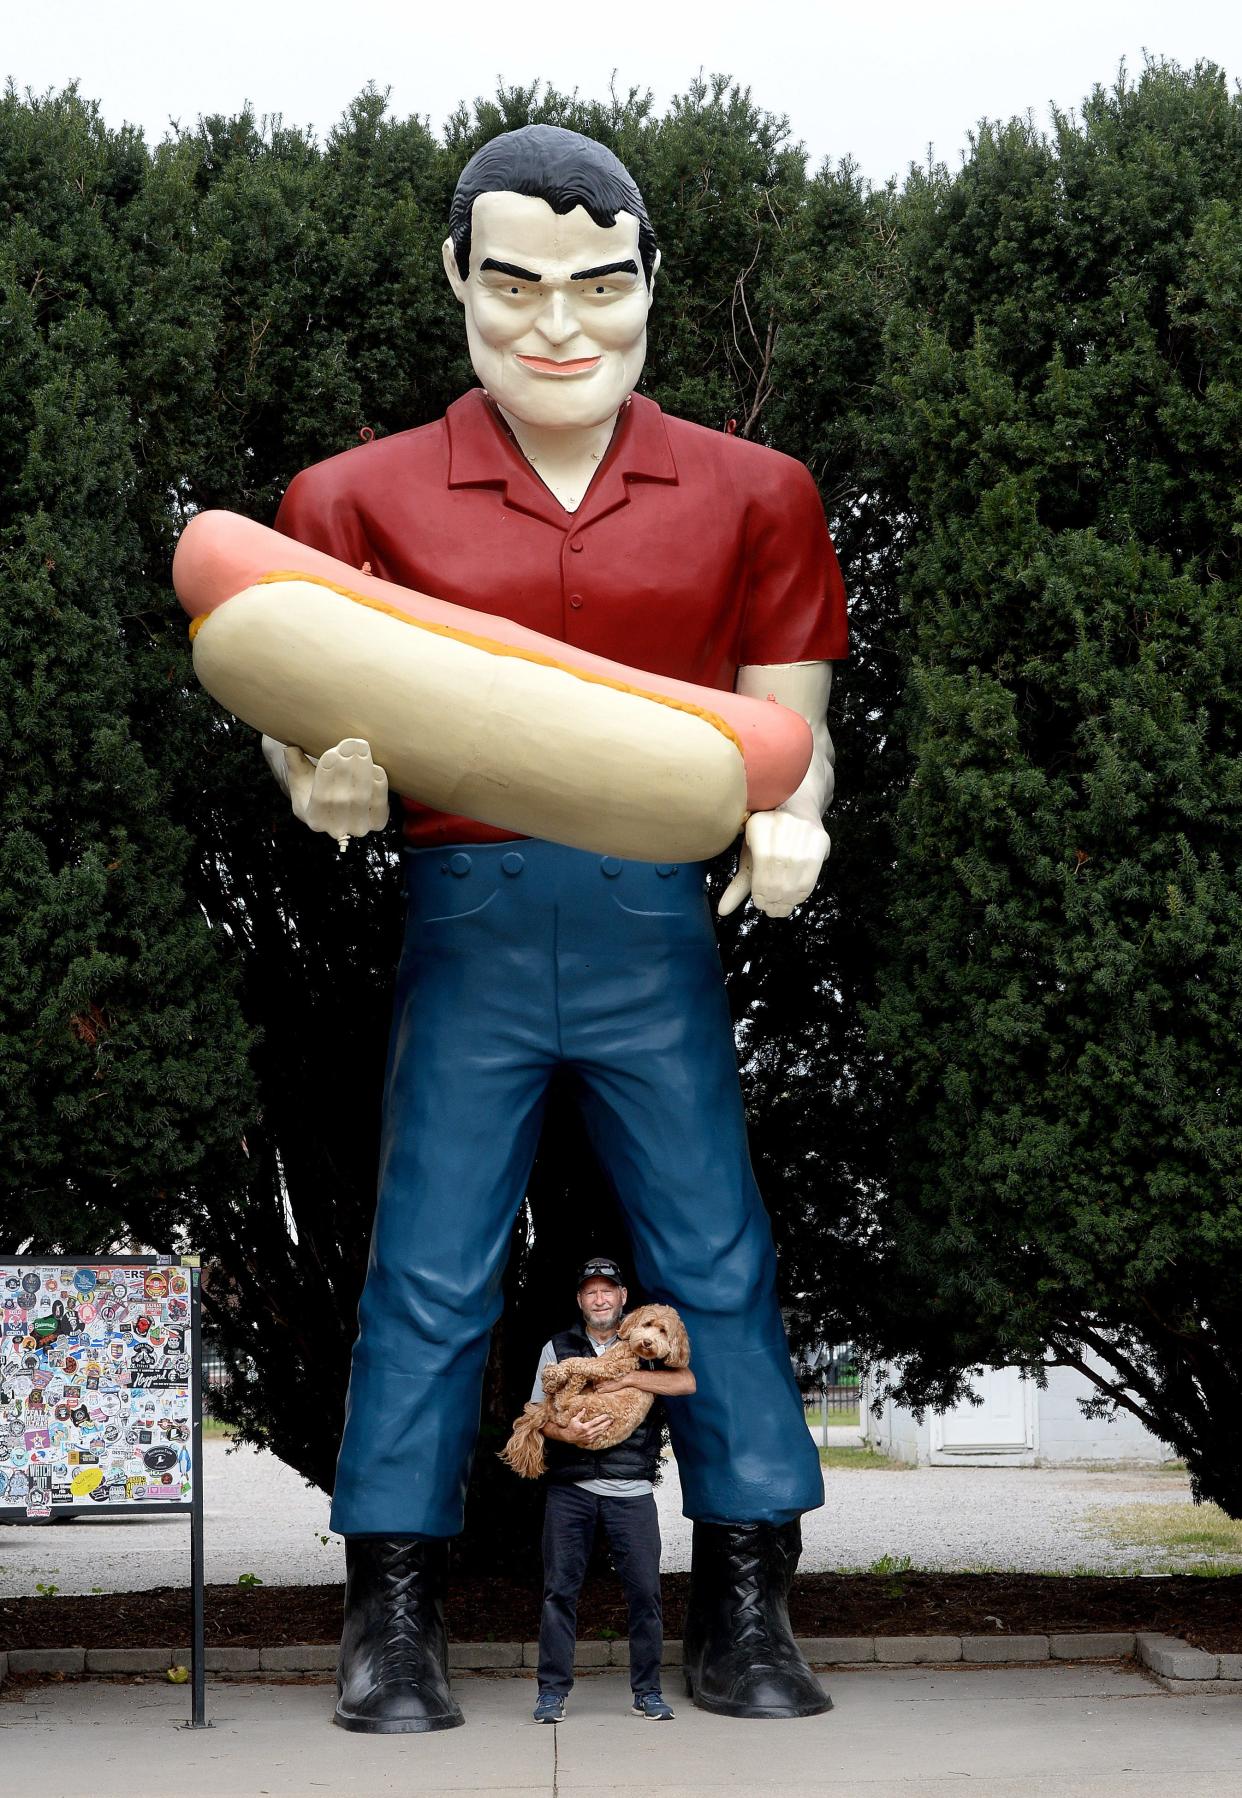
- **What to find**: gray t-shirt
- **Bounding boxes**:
[532,1334,653,1499]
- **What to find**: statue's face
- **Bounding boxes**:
[443,191,657,430]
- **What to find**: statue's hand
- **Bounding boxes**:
[717,806,830,921]
[261,735,389,848]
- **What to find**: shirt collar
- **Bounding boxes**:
[446,387,677,529]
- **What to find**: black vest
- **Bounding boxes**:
[543,1323,665,1486]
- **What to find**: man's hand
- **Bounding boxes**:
[718,661,835,920]
[262,735,389,849]
[557,1408,613,1446]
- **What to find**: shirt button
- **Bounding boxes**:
[569,594,583,610]
[655,864,679,878]
[568,540,584,553]
[600,858,622,878]
[448,852,472,877]
[501,852,524,876]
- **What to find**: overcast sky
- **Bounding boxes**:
[5,1,1240,185]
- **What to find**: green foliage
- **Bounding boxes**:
[857,61,1242,1513]
[3,58,1241,1535]
[0,86,255,1251]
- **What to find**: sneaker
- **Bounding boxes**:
[532,1691,566,1724]
[632,1690,674,1720]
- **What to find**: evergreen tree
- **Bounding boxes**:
[0,88,255,1251]
[860,61,1242,1510]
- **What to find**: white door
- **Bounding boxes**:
[930,1366,1035,1460]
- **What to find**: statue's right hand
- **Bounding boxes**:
[261,735,390,845]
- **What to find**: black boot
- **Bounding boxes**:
[682,1520,831,1719]
[334,1538,465,1733]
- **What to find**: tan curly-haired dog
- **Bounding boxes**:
[500,1303,690,1479]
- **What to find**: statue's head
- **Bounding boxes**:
[443,124,660,430]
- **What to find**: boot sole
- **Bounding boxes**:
[683,1673,832,1720]
[334,1707,465,1733]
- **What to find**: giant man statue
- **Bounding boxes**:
[264,126,847,1731]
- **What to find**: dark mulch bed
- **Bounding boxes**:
[4,1572,1240,1654]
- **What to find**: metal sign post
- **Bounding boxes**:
[187,1261,207,1728]
[0,1253,208,1725]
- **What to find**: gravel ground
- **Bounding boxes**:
[0,1435,1196,1599]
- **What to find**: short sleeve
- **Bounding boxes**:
[273,459,371,568]
[738,457,848,666]
[530,1341,556,1406]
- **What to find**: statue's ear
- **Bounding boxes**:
[649,247,662,294]
[442,236,467,302]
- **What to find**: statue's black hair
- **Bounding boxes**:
[449,124,658,284]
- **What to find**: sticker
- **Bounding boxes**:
[3,1262,197,1514]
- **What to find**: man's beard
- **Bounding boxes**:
[581,1302,622,1335]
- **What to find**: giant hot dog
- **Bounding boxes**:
[173,511,813,863]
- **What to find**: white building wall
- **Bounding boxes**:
[865,1384,927,1464]
[864,1354,1176,1467]
[1035,1359,1173,1464]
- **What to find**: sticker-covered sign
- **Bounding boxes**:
[0,1262,195,1515]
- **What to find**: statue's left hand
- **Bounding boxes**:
[717,806,830,920]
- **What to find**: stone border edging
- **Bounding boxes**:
[1,1633,1236,1692]
[1135,1632,1242,1695]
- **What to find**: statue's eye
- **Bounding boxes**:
[510,286,519,295]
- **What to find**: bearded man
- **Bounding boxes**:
[267,124,847,1733]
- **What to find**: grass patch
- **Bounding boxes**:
[1086,1500,1242,1567]
[819,1445,911,1471]
[806,1408,861,1430]
[202,1417,235,1440]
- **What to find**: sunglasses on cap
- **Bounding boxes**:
[577,1258,624,1287]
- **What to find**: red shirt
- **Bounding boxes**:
[274,389,847,846]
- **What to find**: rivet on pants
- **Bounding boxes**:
[448,852,472,877]
[600,857,622,879]
[501,852,525,876]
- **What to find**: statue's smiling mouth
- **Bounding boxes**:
[516,354,602,376]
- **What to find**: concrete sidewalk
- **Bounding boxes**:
[2,1667,1239,1796]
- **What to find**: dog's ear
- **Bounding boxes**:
[662,1310,691,1368]
[617,1310,636,1339]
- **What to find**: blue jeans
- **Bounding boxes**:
[329,840,823,1537]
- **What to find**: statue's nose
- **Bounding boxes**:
[535,289,576,346]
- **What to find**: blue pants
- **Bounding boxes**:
[330,840,823,1537]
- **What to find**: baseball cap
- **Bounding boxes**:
[576,1257,624,1289]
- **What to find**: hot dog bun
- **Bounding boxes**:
[174,511,813,863]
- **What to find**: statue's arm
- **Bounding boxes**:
[717,661,835,920]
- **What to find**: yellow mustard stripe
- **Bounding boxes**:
[190,571,745,757]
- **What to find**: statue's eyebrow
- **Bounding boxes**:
[480,259,542,281]
[571,259,639,281]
